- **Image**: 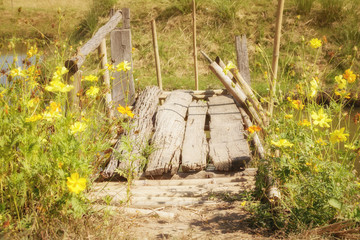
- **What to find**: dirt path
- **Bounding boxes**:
[123,201,273,240]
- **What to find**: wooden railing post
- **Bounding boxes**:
[110,8,135,108]
[151,19,163,91]
[235,35,251,85]
[98,39,114,118]
[66,71,82,111]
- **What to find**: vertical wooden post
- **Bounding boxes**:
[151,19,163,91]
[269,0,285,118]
[235,35,251,85]
[98,39,114,118]
[110,8,135,108]
[193,0,199,90]
[67,71,82,111]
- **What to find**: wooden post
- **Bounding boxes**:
[98,39,113,118]
[193,0,199,90]
[235,35,251,85]
[151,19,163,91]
[269,0,285,118]
[110,8,135,107]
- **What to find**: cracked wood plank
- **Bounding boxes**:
[208,95,251,171]
[145,91,192,176]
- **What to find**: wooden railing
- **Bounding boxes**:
[65,8,135,117]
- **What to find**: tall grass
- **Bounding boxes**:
[295,0,315,14]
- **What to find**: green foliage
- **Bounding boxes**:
[295,0,315,14]
[318,0,344,23]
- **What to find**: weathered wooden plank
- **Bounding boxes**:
[235,35,251,85]
[181,100,208,172]
[65,10,122,74]
[102,86,161,178]
[145,91,192,176]
[110,28,135,107]
[208,96,251,171]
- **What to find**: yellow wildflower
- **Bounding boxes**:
[82,74,98,82]
[58,162,63,169]
[26,97,40,109]
[105,63,115,71]
[25,114,43,122]
[70,121,87,134]
[52,66,69,82]
[288,97,304,110]
[311,108,332,128]
[240,201,246,207]
[298,119,311,127]
[271,139,294,148]
[10,67,25,78]
[117,104,134,118]
[316,138,327,146]
[343,69,356,83]
[223,61,237,75]
[27,45,38,58]
[309,38,322,49]
[49,101,61,113]
[335,75,347,89]
[335,89,351,99]
[247,125,262,133]
[330,128,349,144]
[116,61,131,72]
[45,80,74,93]
[86,86,100,98]
[344,144,357,150]
[67,173,86,194]
[309,77,319,98]
[285,114,293,119]
[42,101,62,122]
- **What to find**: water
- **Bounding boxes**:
[0,49,35,85]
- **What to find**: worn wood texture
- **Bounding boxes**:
[102,86,161,178]
[98,39,113,118]
[110,28,135,107]
[65,10,122,74]
[209,62,264,128]
[181,100,208,172]
[145,91,192,176]
[235,35,251,85]
[208,96,250,171]
[117,86,161,173]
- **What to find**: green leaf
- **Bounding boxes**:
[328,198,342,210]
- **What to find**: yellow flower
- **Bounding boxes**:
[42,102,62,122]
[288,97,304,110]
[311,108,332,128]
[335,75,347,89]
[316,138,327,146]
[105,63,115,71]
[86,86,100,98]
[27,45,38,58]
[240,201,246,207]
[82,74,98,82]
[271,139,294,148]
[58,162,63,169]
[298,119,311,127]
[67,173,86,194]
[343,69,356,83]
[330,128,349,144]
[52,66,69,82]
[70,121,87,134]
[309,77,319,98]
[116,61,131,72]
[26,97,40,109]
[285,114,293,119]
[223,61,237,75]
[344,144,357,150]
[117,104,134,118]
[10,67,25,78]
[45,80,74,93]
[247,125,262,133]
[335,89,351,99]
[25,114,43,122]
[309,38,322,49]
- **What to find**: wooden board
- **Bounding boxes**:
[208,95,250,171]
[102,86,161,178]
[145,91,192,176]
[181,100,208,172]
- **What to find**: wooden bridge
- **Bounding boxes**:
[63,8,267,209]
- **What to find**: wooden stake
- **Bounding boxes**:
[192,0,199,90]
[235,35,251,85]
[151,19,163,91]
[98,39,113,118]
[269,0,285,118]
